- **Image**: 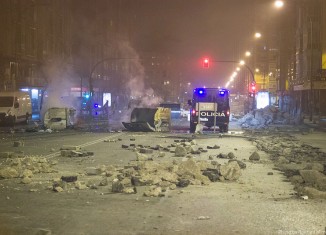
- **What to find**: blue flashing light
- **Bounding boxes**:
[218,89,229,96]
[197,88,206,95]
[94,103,99,109]
[85,94,90,99]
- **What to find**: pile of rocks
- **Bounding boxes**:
[0,156,57,184]
[251,132,326,199]
[238,106,301,129]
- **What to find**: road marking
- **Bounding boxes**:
[45,132,124,158]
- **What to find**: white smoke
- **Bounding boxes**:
[118,41,163,107]
[40,60,80,119]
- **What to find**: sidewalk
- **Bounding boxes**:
[303,116,326,131]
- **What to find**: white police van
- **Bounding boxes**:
[0,91,32,125]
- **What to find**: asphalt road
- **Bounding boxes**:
[0,120,325,235]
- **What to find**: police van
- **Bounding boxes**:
[188,88,230,133]
[0,91,32,125]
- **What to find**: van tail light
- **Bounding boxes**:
[191,109,196,116]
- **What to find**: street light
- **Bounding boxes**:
[274,0,284,8]
[255,32,262,39]
[245,51,251,57]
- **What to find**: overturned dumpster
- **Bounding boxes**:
[122,107,171,132]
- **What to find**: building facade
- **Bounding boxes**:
[293,0,326,118]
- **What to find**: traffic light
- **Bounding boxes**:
[250,82,256,93]
[203,58,209,68]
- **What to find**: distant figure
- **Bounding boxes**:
[244,100,250,114]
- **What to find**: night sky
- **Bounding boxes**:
[127,0,274,87]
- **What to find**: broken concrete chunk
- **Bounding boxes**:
[299,170,326,191]
[175,146,187,157]
[75,181,87,190]
[61,175,78,182]
[21,177,32,184]
[229,159,246,169]
[0,152,16,158]
[85,167,101,175]
[13,141,24,147]
[0,167,19,179]
[21,169,34,178]
[219,161,241,181]
[112,179,125,193]
[202,169,220,182]
[139,148,154,154]
[158,152,165,158]
[136,152,152,161]
[122,187,136,194]
[227,152,236,159]
[99,177,108,186]
[217,153,228,159]
[61,145,81,151]
[249,151,260,161]
[212,145,220,149]
[53,187,64,192]
[143,186,163,197]
[177,179,191,187]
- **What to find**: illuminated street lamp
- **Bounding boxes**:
[274,0,284,8]
[245,51,251,57]
[255,68,260,73]
[236,67,240,71]
[255,32,262,39]
[239,60,245,65]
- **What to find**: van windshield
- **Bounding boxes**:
[0,97,14,107]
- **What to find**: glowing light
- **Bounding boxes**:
[255,32,262,38]
[255,68,260,73]
[239,60,245,65]
[236,67,240,71]
[274,0,284,8]
[245,51,251,57]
